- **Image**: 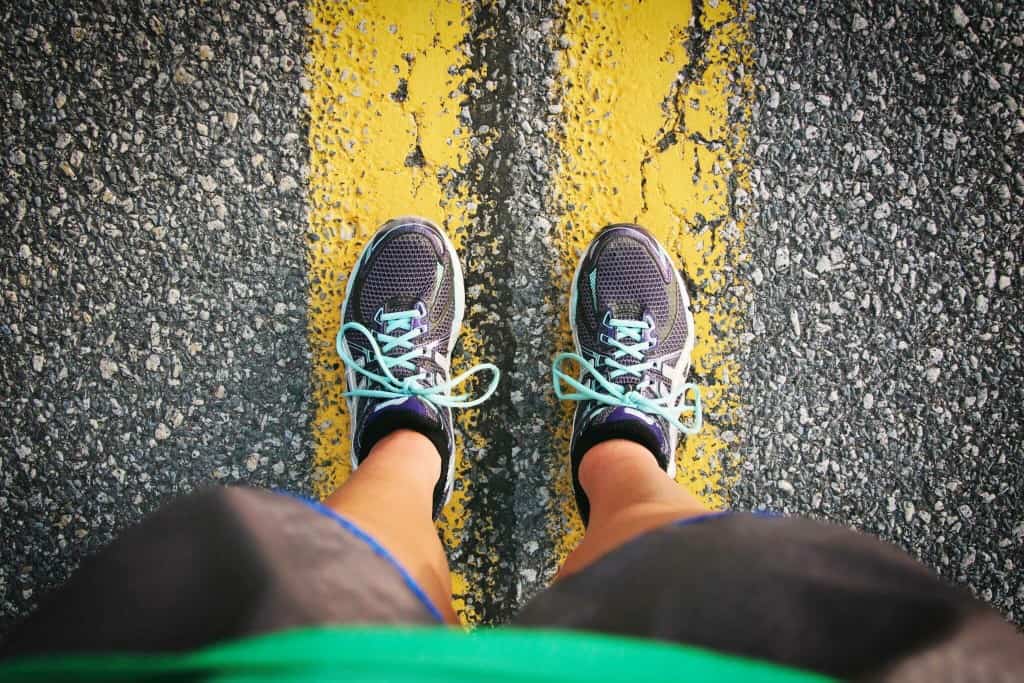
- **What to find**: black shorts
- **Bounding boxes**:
[1,487,1020,680]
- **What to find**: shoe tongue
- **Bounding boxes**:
[604,302,646,388]
[589,405,669,456]
[376,297,426,380]
[609,302,643,320]
[366,395,437,425]
[613,375,640,389]
[384,296,421,314]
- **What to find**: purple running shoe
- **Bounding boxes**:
[337,217,499,518]
[553,224,701,525]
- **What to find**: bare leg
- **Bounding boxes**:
[558,439,713,579]
[323,429,457,623]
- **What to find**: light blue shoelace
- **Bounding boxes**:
[336,309,499,409]
[552,316,702,435]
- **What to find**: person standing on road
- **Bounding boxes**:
[2,218,1021,681]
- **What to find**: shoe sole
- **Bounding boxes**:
[568,223,697,480]
[339,216,465,509]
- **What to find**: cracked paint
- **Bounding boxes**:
[305,0,486,624]
[547,0,754,559]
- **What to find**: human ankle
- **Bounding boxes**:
[365,429,442,484]
[579,436,657,481]
[579,440,662,505]
[579,439,707,518]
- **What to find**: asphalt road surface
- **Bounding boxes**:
[1,0,1021,635]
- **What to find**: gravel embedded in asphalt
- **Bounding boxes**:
[0,0,311,636]
[736,0,1023,623]
[1,0,1021,636]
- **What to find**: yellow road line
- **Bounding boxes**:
[549,0,753,558]
[306,0,485,624]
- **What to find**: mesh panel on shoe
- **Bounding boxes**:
[578,270,599,345]
[430,268,455,349]
[357,232,438,319]
[661,316,687,355]
[575,233,689,388]
[344,229,455,383]
[595,238,670,326]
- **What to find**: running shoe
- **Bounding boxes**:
[552,224,701,525]
[337,217,499,518]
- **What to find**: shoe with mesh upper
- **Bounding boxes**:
[552,224,702,525]
[337,217,498,519]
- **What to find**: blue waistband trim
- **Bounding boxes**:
[273,491,444,623]
[674,511,734,527]
[674,510,779,528]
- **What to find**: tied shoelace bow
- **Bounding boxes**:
[552,316,702,435]
[336,308,499,409]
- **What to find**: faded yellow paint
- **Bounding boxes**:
[306,0,485,624]
[550,0,753,558]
